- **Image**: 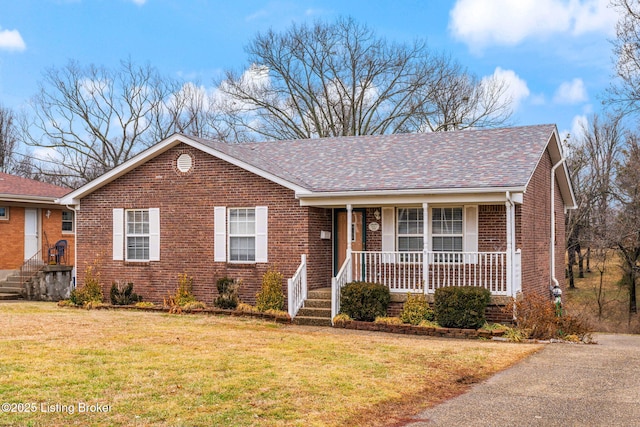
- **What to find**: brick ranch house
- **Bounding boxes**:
[59,124,575,322]
[0,173,75,281]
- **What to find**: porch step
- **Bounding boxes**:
[292,316,332,327]
[307,288,331,300]
[293,287,332,327]
[297,306,331,318]
[0,293,23,301]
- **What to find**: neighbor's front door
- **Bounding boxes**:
[24,208,39,261]
[335,210,364,274]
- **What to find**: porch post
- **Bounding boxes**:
[506,193,513,297]
[422,202,429,294]
[346,204,353,283]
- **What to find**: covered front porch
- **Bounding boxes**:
[289,195,523,321]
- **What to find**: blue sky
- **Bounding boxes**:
[0,0,618,139]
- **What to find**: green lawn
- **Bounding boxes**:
[0,302,540,427]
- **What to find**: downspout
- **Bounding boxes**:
[505,191,514,297]
[66,204,78,289]
[550,158,565,291]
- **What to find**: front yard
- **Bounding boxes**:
[0,302,539,426]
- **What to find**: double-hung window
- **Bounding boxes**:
[62,211,74,232]
[431,207,464,262]
[229,208,256,262]
[0,207,8,220]
[397,208,423,262]
[126,210,150,261]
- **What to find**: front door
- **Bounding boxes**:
[335,210,365,274]
[24,208,39,261]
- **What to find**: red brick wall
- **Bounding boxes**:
[77,144,333,305]
[0,206,75,270]
[0,206,24,269]
[518,149,566,298]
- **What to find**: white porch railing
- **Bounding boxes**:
[287,255,307,319]
[331,255,351,323]
[352,251,424,293]
[350,250,508,295]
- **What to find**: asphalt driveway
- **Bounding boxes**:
[404,334,640,427]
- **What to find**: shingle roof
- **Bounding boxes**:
[0,173,70,199]
[192,124,557,192]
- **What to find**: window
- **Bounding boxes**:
[229,208,256,262]
[432,207,463,262]
[0,207,8,220]
[397,208,423,252]
[62,211,74,232]
[126,210,150,261]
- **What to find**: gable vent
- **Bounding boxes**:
[176,153,193,173]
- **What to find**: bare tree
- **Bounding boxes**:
[0,105,19,173]
[23,59,220,186]
[609,0,640,113]
[613,132,640,316]
[216,17,513,141]
[565,114,623,288]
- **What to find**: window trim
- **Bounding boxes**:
[0,207,8,220]
[228,207,257,263]
[125,209,150,262]
[62,210,74,233]
[396,207,424,263]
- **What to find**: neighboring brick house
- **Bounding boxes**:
[0,173,74,280]
[59,124,575,321]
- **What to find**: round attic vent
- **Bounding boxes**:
[176,153,193,173]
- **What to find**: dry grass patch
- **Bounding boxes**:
[0,302,539,427]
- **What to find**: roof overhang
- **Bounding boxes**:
[535,128,577,209]
[58,133,311,206]
[298,187,526,207]
[0,194,61,208]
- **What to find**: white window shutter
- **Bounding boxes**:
[149,208,160,261]
[381,207,395,263]
[214,207,227,262]
[113,208,124,261]
[255,206,268,263]
[464,205,478,264]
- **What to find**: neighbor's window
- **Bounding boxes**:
[62,211,74,232]
[0,207,8,220]
[229,208,255,262]
[431,207,463,253]
[126,210,149,261]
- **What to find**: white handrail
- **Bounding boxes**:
[331,255,351,324]
[287,254,307,319]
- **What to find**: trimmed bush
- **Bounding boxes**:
[434,286,491,329]
[256,269,285,312]
[110,281,142,305]
[214,277,239,309]
[339,281,390,322]
[400,293,434,325]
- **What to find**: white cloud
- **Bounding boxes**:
[564,114,588,142]
[449,0,617,51]
[483,67,530,111]
[130,0,147,5]
[553,78,588,104]
[0,27,26,52]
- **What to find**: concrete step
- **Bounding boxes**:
[304,298,331,309]
[293,316,332,327]
[307,288,331,300]
[1,277,23,287]
[0,286,23,294]
[0,292,23,300]
[297,306,331,318]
